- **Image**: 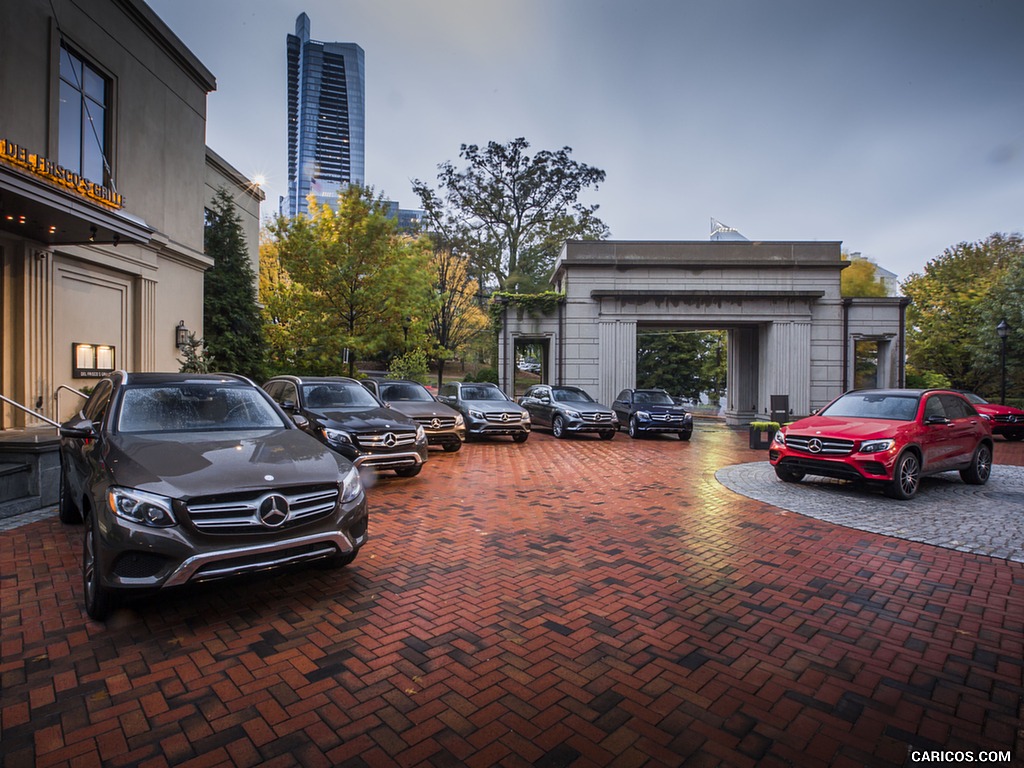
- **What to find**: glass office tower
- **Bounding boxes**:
[286,13,365,218]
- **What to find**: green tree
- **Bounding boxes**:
[636,330,727,404]
[841,254,888,297]
[427,248,490,387]
[203,187,265,380]
[902,233,1023,396]
[413,138,608,292]
[266,186,434,376]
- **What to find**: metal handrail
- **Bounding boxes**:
[54,384,89,422]
[0,393,61,428]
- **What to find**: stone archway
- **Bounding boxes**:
[496,240,908,423]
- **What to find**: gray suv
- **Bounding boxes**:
[437,381,531,442]
[361,378,465,452]
[58,372,368,620]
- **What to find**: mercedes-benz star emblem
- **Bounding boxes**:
[259,495,289,528]
[430,418,441,430]
[383,432,398,447]
[807,437,824,454]
[500,412,510,422]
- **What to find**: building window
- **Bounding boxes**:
[58,45,110,185]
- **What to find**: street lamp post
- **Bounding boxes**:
[996,319,1010,405]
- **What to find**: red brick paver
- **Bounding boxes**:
[2,424,1022,767]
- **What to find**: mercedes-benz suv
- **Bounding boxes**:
[361,378,465,452]
[769,388,993,499]
[518,384,618,440]
[437,381,531,442]
[58,372,368,620]
[263,376,428,476]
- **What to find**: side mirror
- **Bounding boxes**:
[281,399,298,412]
[291,413,309,429]
[60,417,97,440]
[925,415,950,426]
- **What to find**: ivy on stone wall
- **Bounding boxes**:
[488,291,565,331]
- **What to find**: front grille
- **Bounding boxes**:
[649,413,686,423]
[778,457,866,482]
[993,414,1021,424]
[484,411,525,424]
[784,435,855,455]
[186,485,339,534]
[581,412,614,424]
[355,431,419,449]
[413,415,457,430]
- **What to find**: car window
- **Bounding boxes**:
[302,382,379,409]
[263,381,282,400]
[823,392,920,421]
[554,388,592,403]
[118,384,284,432]
[379,382,433,402]
[461,385,505,401]
[635,391,673,405]
[615,390,631,403]
[939,394,973,420]
[924,396,946,420]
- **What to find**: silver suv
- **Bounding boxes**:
[437,382,531,442]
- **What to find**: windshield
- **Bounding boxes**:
[553,388,594,403]
[461,385,506,401]
[820,392,920,421]
[303,382,380,409]
[634,390,674,405]
[379,382,433,402]
[118,384,284,432]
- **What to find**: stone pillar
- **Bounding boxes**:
[598,320,635,407]
[761,321,811,419]
[135,276,158,371]
[21,246,54,426]
[724,327,758,425]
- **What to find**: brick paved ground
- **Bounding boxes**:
[1,422,1022,767]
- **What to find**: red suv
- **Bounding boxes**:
[956,391,1024,441]
[769,389,993,499]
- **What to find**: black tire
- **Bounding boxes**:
[552,416,567,439]
[885,451,921,500]
[442,441,462,453]
[395,465,422,478]
[58,467,82,524]
[960,443,992,485]
[774,466,805,483]
[628,417,641,439]
[83,511,116,621]
[598,430,615,441]
[512,432,529,443]
[678,430,692,441]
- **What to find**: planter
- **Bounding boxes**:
[748,421,780,449]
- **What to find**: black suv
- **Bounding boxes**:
[437,381,531,442]
[361,378,466,452]
[612,388,694,440]
[263,376,428,476]
[518,385,618,440]
[58,372,368,620]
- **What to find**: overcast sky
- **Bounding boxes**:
[147,0,1024,283]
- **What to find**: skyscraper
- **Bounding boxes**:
[286,13,365,218]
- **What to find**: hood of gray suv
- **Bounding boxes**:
[105,429,348,500]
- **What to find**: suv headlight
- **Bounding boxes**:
[773,429,786,446]
[415,425,426,442]
[454,413,465,427]
[859,438,895,454]
[340,465,362,504]
[635,410,650,420]
[468,409,484,420]
[107,487,176,527]
[563,410,581,419]
[322,428,352,446]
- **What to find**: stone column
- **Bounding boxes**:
[135,276,158,371]
[598,320,636,407]
[20,245,54,426]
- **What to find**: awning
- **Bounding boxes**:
[0,166,154,246]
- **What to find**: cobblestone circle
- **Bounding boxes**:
[717,461,1024,563]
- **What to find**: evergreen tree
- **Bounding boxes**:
[204,187,266,380]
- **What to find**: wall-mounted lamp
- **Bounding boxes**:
[88,225,97,242]
[175,320,190,350]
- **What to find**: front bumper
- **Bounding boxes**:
[95,493,369,592]
[464,416,530,437]
[769,447,896,482]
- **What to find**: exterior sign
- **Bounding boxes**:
[72,342,116,378]
[0,138,124,209]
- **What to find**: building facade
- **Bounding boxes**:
[495,240,909,424]
[286,12,365,219]
[0,0,263,513]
